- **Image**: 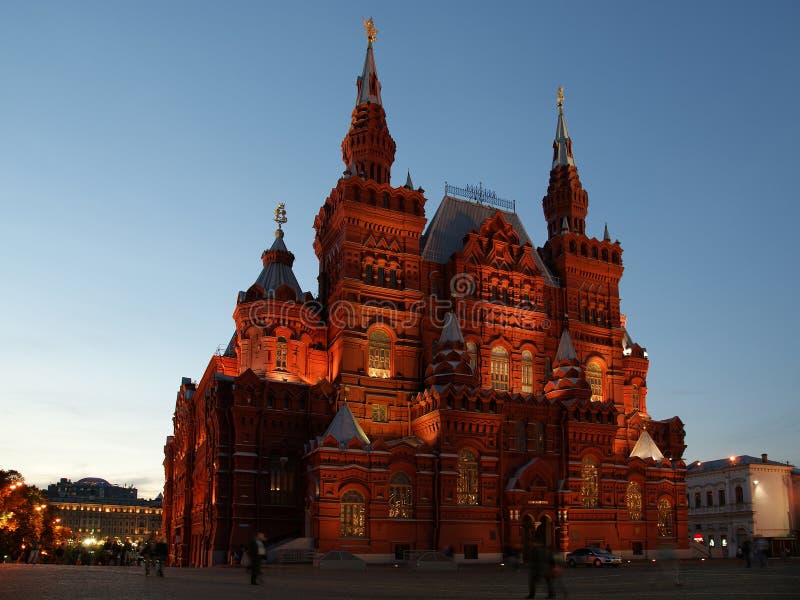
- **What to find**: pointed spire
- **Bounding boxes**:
[405,170,414,190]
[552,86,576,169]
[341,18,395,184]
[603,222,610,242]
[356,18,382,105]
[555,328,578,362]
[439,312,465,345]
[253,203,303,299]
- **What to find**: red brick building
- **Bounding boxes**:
[163,23,688,567]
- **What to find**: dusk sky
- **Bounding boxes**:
[1,1,798,499]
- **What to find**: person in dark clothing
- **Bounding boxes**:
[247,532,267,585]
[527,544,555,599]
[741,539,752,568]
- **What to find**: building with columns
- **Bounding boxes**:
[162,20,688,566]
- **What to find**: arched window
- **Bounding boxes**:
[586,362,603,402]
[490,346,509,391]
[657,498,673,537]
[276,337,288,370]
[340,490,366,537]
[368,330,391,378]
[632,385,640,410]
[581,456,598,508]
[626,481,642,520]
[735,485,744,504]
[388,473,412,519]
[466,342,478,372]
[457,450,479,505]
[694,492,701,508]
[521,350,533,393]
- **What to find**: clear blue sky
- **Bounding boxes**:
[1,1,797,499]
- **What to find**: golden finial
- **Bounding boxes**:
[363,17,378,44]
[274,202,287,229]
[557,86,564,108]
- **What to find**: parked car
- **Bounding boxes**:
[566,547,622,567]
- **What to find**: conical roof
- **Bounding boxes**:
[253,229,303,299]
[630,429,665,461]
[322,403,370,447]
[356,39,382,105]
[555,328,577,362]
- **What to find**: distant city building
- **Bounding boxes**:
[687,454,797,556]
[46,477,162,541]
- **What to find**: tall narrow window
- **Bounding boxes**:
[581,456,598,508]
[632,385,640,410]
[276,337,288,370]
[340,490,366,537]
[365,264,373,284]
[706,491,713,507]
[587,363,603,402]
[694,492,701,508]
[657,498,673,537]
[388,473,412,519]
[389,270,397,289]
[368,330,391,378]
[626,481,642,520]
[735,485,744,504]
[718,489,726,506]
[466,342,478,372]
[515,421,526,452]
[543,357,551,392]
[490,346,509,391]
[521,350,533,393]
[377,266,385,286]
[534,422,545,453]
[457,450,479,505]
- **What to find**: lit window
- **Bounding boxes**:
[466,342,478,372]
[521,350,533,393]
[632,384,639,410]
[581,456,598,508]
[276,337,288,370]
[626,481,642,520]
[368,330,391,378]
[587,363,603,402]
[388,473,412,519]
[371,404,388,423]
[490,347,509,391]
[657,498,674,537]
[457,450,479,505]
[340,490,366,537]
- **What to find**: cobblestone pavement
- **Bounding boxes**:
[1,560,799,599]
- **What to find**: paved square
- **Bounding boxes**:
[1,560,798,599]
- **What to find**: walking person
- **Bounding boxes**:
[248,532,267,585]
[527,543,555,599]
[741,539,752,568]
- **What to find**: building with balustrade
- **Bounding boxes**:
[46,477,162,541]
[687,454,797,557]
[162,20,688,567]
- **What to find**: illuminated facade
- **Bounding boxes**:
[46,478,162,541]
[163,22,688,566]
[687,454,797,556]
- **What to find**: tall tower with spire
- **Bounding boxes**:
[340,18,396,184]
[312,19,427,439]
[542,88,588,239]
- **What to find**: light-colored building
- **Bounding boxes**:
[46,477,162,542]
[687,454,796,556]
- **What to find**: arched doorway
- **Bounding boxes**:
[522,514,554,561]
